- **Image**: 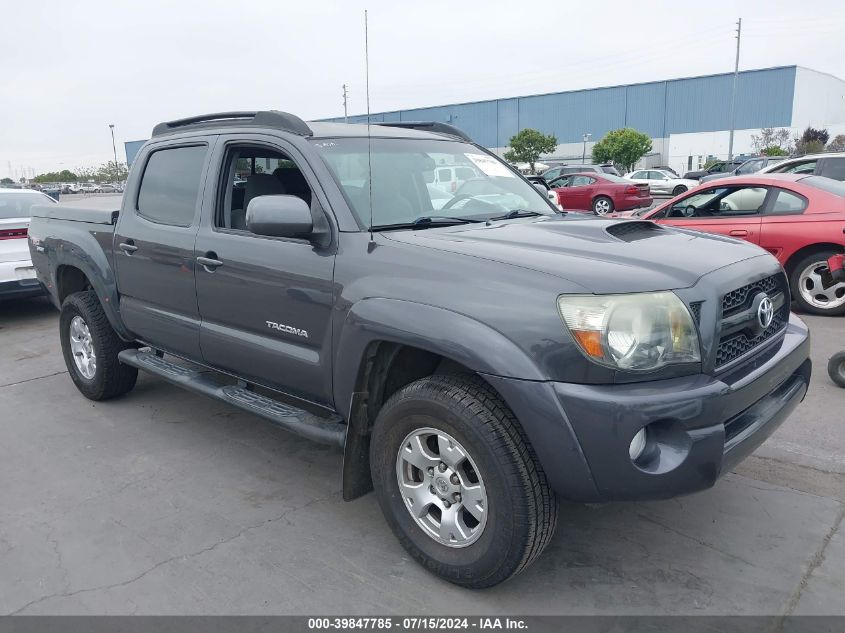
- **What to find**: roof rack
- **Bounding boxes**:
[151,110,312,137]
[372,121,473,143]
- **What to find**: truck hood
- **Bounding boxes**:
[382,215,768,294]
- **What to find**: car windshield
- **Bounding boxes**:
[0,192,54,219]
[312,137,557,228]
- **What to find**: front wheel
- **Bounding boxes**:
[829,352,845,388]
[592,196,614,215]
[60,289,138,400]
[370,374,558,588]
[789,250,845,316]
[672,185,688,195]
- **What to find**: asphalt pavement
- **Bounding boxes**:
[0,193,842,615]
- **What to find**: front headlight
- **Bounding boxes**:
[557,292,700,371]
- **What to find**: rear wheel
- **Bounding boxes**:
[370,374,558,588]
[828,352,845,388]
[592,196,613,215]
[60,289,138,400]
[789,250,845,316]
[672,185,688,195]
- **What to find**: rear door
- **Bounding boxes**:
[114,140,215,359]
[650,184,767,244]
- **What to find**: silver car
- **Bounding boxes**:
[624,169,698,195]
[0,188,56,299]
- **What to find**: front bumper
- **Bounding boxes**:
[484,314,810,502]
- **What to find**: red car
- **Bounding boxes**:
[549,172,652,215]
[624,173,845,315]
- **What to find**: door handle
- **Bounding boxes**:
[119,241,138,254]
[197,254,223,272]
[729,229,748,237]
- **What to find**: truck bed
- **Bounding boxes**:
[29,204,118,225]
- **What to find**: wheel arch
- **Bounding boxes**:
[335,299,547,500]
[784,242,845,277]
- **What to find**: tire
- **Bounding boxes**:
[672,185,688,195]
[789,250,845,316]
[60,289,138,400]
[370,374,558,588]
[829,352,845,388]
[592,196,614,215]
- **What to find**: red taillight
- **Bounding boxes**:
[0,228,27,240]
[625,185,639,194]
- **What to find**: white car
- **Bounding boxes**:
[79,182,103,194]
[757,152,845,179]
[0,188,56,300]
[624,169,698,196]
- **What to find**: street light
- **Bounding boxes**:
[108,124,118,182]
[582,133,592,162]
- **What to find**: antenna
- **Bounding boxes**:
[365,9,374,246]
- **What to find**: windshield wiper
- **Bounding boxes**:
[370,216,484,232]
[489,209,543,221]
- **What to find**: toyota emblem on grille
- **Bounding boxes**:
[757,296,774,330]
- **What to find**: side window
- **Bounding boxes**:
[776,160,817,175]
[819,158,845,181]
[217,146,313,232]
[550,176,571,188]
[769,189,808,215]
[570,176,593,186]
[137,145,207,226]
[665,186,768,219]
[647,171,666,180]
[736,160,762,175]
[631,171,647,179]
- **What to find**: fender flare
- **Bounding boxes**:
[333,298,545,419]
[49,236,131,340]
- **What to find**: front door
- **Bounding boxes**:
[194,137,337,406]
[114,141,215,359]
[650,184,767,245]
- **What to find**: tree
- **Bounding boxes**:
[94,161,129,183]
[0,177,13,186]
[591,128,652,172]
[827,134,845,152]
[794,127,829,155]
[503,128,558,174]
[33,169,78,183]
[75,166,97,181]
[751,127,792,155]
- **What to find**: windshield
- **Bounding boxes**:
[0,192,54,219]
[312,137,557,228]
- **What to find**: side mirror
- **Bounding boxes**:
[246,194,312,239]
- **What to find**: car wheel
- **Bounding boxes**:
[672,185,688,195]
[370,374,558,588]
[592,196,614,215]
[789,250,845,316]
[60,289,138,400]
[828,352,845,388]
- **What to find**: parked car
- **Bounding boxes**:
[699,156,789,183]
[99,183,123,193]
[0,188,56,299]
[758,152,845,180]
[542,163,620,181]
[28,111,810,588]
[430,164,479,194]
[620,174,845,315]
[549,173,651,214]
[79,183,103,194]
[624,169,698,196]
[683,159,744,180]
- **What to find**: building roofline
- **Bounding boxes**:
[331,65,804,120]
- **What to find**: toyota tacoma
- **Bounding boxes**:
[28,111,811,588]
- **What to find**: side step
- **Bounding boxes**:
[118,349,346,448]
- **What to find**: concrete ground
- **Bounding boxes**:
[0,194,842,615]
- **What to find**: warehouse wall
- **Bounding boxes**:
[791,67,845,128]
[326,66,798,148]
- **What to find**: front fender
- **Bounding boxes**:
[333,298,545,419]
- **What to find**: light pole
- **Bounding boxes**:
[727,17,742,161]
[108,124,118,182]
[582,133,592,162]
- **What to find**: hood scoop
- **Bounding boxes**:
[605,220,666,242]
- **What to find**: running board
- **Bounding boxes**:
[118,349,346,448]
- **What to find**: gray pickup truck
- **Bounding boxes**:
[29,111,811,588]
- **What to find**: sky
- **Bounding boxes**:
[2,0,844,179]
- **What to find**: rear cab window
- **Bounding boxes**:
[137,145,209,226]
